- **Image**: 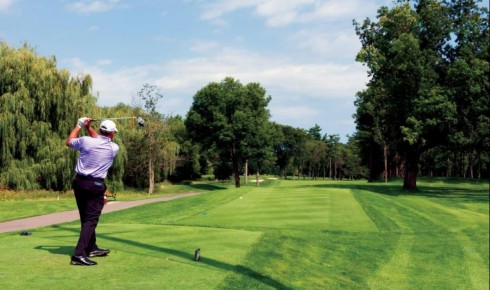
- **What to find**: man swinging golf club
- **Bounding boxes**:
[66,117,119,266]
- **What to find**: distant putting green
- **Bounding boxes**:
[0,178,488,289]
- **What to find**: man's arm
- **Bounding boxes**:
[86,121,98,138]
[66,117,97,147]
[66,126,81,147]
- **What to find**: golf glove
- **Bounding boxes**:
[77,117,89,128]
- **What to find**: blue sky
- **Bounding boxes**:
[2,0,486,142]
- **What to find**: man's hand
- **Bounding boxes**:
[77,117,91,129]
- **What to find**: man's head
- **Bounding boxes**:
[99,120,118,138]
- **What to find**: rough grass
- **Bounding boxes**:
[0,177,488,289]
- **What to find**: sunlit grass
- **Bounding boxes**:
[1,177,488,289]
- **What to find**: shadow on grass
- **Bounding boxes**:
[38,225,291,290]
[305,181,489,203]
[34,245,73,256]
[187,183,228,191]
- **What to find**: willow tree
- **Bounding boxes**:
[0,42,99,190]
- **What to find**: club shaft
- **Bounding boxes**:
[93,117,136,121]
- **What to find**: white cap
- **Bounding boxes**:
[100,120,118,132]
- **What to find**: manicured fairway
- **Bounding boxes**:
[181,183,378,232]
[0,178,488,289]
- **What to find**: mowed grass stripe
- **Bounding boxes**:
[354,189,415,289]
[367,233,413,289]
[356,187,488,289]
[180,180,378,232]
[395,196,489,289]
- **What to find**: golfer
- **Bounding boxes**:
[66,117,119,266]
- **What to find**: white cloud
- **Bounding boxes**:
[190,40,220,52]
[272,105,321,121]
[290,28,361,59]
[0,0,15,11]
[66,0,126,14]
[200,0,259,20]
[64,46,367,120]
[64,57,155,106]
[96,59,112,66]
[201,0,379,27]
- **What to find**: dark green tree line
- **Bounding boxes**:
[354,0,489,189]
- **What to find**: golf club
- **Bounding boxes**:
[92,116,145,127]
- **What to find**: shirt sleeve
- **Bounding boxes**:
[113,143,120,155]
[69,137,84,151]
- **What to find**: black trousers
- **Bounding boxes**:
[72,175,106,256]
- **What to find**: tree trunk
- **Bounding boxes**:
[148,157,154,195]
[244,160,248,184]
[468,151,474,179]
[447,157,450,177]
[368,146,376,182]
[477,154,481,179]
[256,170,260,187]
[383,143,388,183]
[329,157,332,179]
[231,145,240,188]
[403,148,419,191]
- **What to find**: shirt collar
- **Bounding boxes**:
[97,135,111,141]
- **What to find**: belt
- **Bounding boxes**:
[76,174,104,182]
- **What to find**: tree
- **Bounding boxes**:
[354,0,460,190]
[324,134,341,179]
[307,124,322,140]
[0,42,99,190]
[343,135,368,179]
[354,86,390,182]
[185,77,272,187]
[445,0,489,179]
[130,84,167,194]
[273,124,308,179]
[305,139,327,179]
[167,115,201,182]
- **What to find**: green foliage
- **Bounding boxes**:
[353,0,489,188]
[167,115,202,182]
[133,84,169,194]
[0,42,99,190]
[185,77,273,187]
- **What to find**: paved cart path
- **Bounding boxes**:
[0,192,201,234]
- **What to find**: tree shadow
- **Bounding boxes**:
[40,225,291,290]
[306,181,489,203]
[187,183,228,191]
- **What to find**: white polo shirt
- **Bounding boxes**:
[69,135,119,179]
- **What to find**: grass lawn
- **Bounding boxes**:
[0,181,208,222]
[0,178,488,289]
